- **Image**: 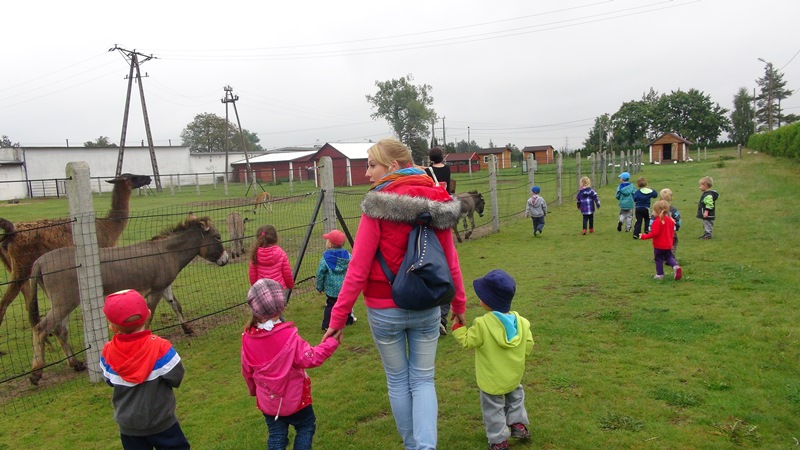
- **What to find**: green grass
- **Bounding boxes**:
[2,149,800,448]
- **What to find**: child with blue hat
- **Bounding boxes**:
[452,269,535,450]
[615,172,636,232]
[524,186,547,237]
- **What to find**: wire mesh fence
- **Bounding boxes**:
[0,158,576,413]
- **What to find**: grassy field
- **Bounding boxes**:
[1,149,799,449]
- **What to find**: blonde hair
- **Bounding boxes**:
[700,176,713,188]
[580,176,591,188]
[659,188,673,202]
[368,138,414,169]
[652,200,670,218]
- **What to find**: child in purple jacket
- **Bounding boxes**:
[576,177,600,235]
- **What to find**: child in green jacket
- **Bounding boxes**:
[452,270,534,450]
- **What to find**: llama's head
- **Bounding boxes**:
[106,173,151,189]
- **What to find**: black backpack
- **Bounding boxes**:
[376,212,455,310]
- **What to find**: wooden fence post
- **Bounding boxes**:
[526,153,535,191]
[556,152,563,206]
[319,156,336,234]
[489,155,500,234]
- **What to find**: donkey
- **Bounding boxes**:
[0,173,151,329]
[27,216,228,385]
[453,191,486,243]
[226,211,249,258]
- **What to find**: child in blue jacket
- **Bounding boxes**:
[632,177,658,239]
[316,230,355,330]
[615,172,636,232]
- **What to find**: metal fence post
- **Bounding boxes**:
[65,162,106,383]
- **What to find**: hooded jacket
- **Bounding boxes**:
[316,248,351,297]
[329,170,466,330]
[100,330,184,436]
[697,189,719,220]
[640,214,676,250]
[615,182,636,210]
[634,187,658,209]
[249,245,295,289]
[576,187,600,215]
[525,195,547,218]
[452,311,534,395]
[241,322,339,417]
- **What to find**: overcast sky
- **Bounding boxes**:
[2,0,798,153]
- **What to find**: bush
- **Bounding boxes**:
[747,122,800,158]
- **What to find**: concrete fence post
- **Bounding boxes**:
[319,156,336,234]
[65,162,105,383]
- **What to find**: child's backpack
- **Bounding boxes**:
[376,212,455,310]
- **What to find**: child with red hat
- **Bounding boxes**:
[315,229,356,330]
[99,289,190,450]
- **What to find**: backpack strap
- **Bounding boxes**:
[376,249,396,284]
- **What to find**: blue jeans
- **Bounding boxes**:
[120,421,190,450]
[263,405,316,450]
[367,306,440,450]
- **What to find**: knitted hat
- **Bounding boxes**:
[103,289,150,328]
[473,269,516,313]
[619,172,630,181]
[247,278,286,319]
[531,186,541,194]
[322,229,346,247]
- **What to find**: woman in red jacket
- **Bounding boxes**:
[640,200,683,281]
[323,138,467,449]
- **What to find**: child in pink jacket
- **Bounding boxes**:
[248,225,295,289]
[242,278,339,450]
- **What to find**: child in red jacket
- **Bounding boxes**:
[640,200,683,281]
[248,224,295,289]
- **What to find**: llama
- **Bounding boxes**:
[226,211,249,258]
[0,173,151,328]
[253,191,272,213]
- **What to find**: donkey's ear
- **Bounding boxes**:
[200,219,211,232]
[187,212,197,221]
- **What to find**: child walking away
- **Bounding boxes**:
[452,270,534,450]
[632,177,658,239]
[640,200,683,281]
[249,225,295,290]
[99,290,190,450]
[316,229,356,330]
[576,177,600,235]
[697,176,718,239]
[524,186,547,237]
[242,279,339,450]
[615,172,635,232]
[657,188,681,258]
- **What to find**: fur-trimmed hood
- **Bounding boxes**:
[361,190,461,230]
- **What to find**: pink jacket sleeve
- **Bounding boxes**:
[329,215,380,329]
[437,227,467,314]
[281,251,295,289]
[293,336,339,369]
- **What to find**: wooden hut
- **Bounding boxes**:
[649,133,692,163]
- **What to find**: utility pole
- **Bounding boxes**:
[110,45,162,191]
[221,86,256,192]
[441,116,446,150]
[430,120,436,148]
[468,126,471,147]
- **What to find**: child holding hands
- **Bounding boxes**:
[242,278,339,450]
[452,269,534,450]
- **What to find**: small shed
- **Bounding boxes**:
[521,145,555,164]
[443,152,480,174]
[475,148,512,170]
[649,133,692,163]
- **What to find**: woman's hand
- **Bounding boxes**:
[322,327,344,344]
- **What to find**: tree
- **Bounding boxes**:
[1,135,18,148]
[729,87,756,145]
[180,113,262,153]
[455,139,480,153]
[611,99,653,147]
[84,136,116,147]
[755,61,794,131]
[583,114,612,151]
[652,89,729,145]
[365,74,436,148]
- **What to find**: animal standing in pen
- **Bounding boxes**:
[226,211,249,258]
[453,191,486,243]
[27,216,229,385]
[253,191,273,213]
[0,173,152,329]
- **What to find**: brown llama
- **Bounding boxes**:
[0,173,151,328]
[253,191,273,213]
